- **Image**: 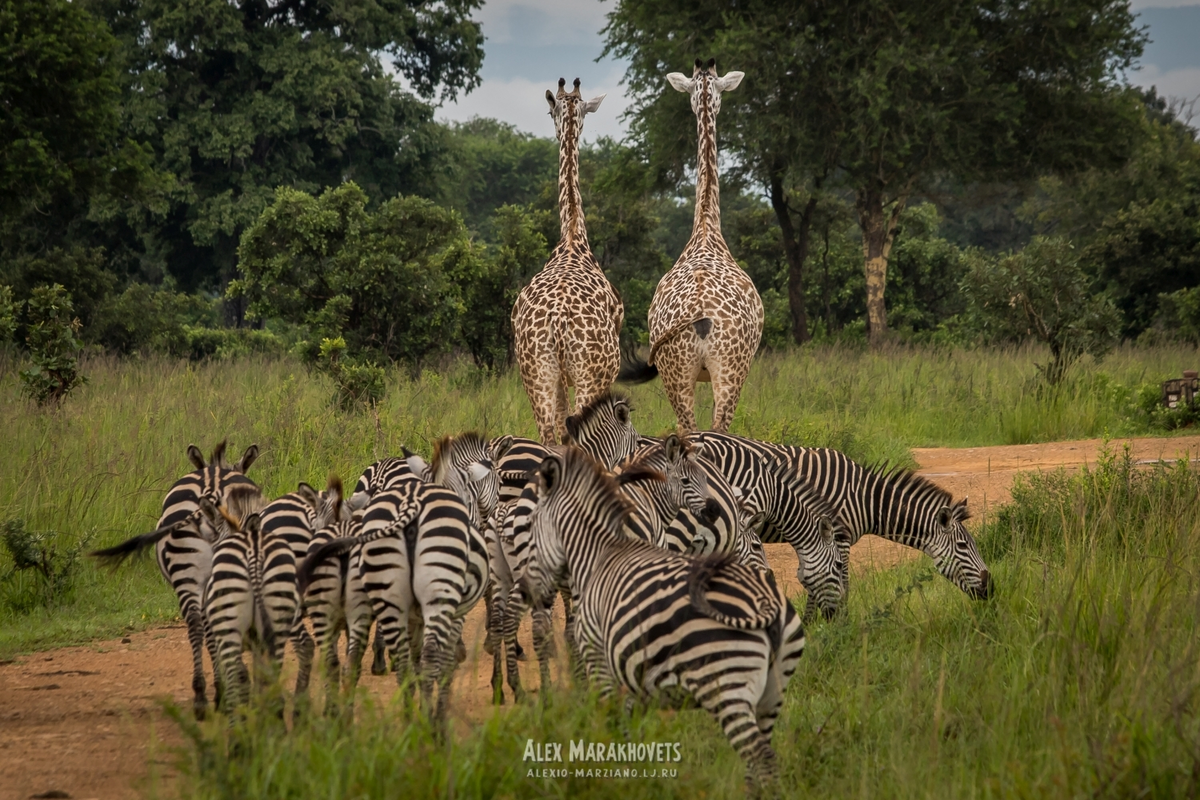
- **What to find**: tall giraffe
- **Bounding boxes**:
[621,59,762,433]
[512,78,624,444]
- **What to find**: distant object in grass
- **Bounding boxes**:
[1161,372,1200,410]
[0,519,91,611]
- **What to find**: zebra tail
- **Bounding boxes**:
[89,521,186,568]
[296,527,396,596]
[617,351,659,385]
[687,552,772,630]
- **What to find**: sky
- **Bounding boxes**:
[433,0,1200,141]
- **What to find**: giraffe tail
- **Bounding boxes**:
[617,350,659,384]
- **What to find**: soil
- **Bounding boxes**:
[4,433,1200,800]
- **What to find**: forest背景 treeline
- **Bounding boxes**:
[3,0,1199,381]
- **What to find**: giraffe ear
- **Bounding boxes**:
[583,94,606,114]
[716,71,744,93]
[666,72,692,93]
[545,89,556,110]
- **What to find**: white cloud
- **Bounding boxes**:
[437,68,632,141]
[1131,63,1200,102]
[476,0,611,46]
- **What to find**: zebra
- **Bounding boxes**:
[196,483,289,713]
[301,513,375,715]
[736,440,991,600]
[257,475,348,708]
[732,490,770,572]
[691,431,850,618]
[90,439,259,719]
[618,434,721,551]
[523,446,807,794]
[297,434,494,725]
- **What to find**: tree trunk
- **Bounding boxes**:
[856,187,906,348]
[769,170,818,345]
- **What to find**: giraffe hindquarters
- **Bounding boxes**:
[653,330,705,433]
[703,317,761,434]
[561,322,620,413]
[515,342,566,445]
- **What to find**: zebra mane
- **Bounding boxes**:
[867,462,966,519]
[209,439,229,468]
[564,390,631,437]
[555,446,643,532]
[222,483,266,525]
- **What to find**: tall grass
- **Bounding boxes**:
[167,445,1200,799]
[0,342,1196,656]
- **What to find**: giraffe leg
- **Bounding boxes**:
[656,335,701,433]
[709,358,749,434]
[554,376,570,443]
[520,352,564,445]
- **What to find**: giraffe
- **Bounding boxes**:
[511,78,624,444]
[620,59,763,434]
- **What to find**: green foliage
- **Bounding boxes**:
[181,326,286,362]
[962,237,1122,384]
[0,519,90,611]
[18,283,86,404]
[0,284,16,346]
[319,336,386,411]
[1149,286,1200,344]
[234,182,477,369]
[87,282,212,356]
[82,0,483,292]
[1,246,116,330]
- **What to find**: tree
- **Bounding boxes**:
[0,0,165,255]
[606,0,1145,347]
[232,182,479,369]
[87,0,484,305]
[18,284,88,405]
[961,237,1121,384]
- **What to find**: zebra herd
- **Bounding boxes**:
[91,391,991,792]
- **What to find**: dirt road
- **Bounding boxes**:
[5,434,1200,800]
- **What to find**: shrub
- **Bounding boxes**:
[182,326,286,361]
[0,519,91,610]
[18,283,86,404]
[0,284,16,346]
[961,237,1122,384]
[319,336,386,410]
[88,282,212,355]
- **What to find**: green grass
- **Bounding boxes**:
[166,445,1200,798]
[1,343,1197,657]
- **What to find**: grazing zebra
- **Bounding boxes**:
[196,483,287,712]
[691,431,850,618]
[257,475,348,706]
[524,447,806,794]
[740,440,991,599]
[619,434,721,550]
[732,491,770,572]
[298,435,493,725]
[90,440,259,719]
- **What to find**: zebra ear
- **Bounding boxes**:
[538,456,562,495]
[348,491,370,511]
[819,516,836,545]
[197,497,221,529]
[491,435,514,463]
[690,441,706,460]
[406,454,431,480]
[244,513,261,535]
[744,510,767,533]
[614,401,630,425]
[187,445,206,470]
[564,414,580,443]
[663,433,681,464]
[937,506,953,527]
[296,482,320,509]
[468,463,491,483]
[237,444,260,473]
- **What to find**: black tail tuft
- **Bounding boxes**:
[617,351,659,385]
[90,522,185,568]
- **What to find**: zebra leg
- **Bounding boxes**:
[183,606,210,719]
[369,621,389,675]
[531,604,555,700]
[321,621,345,717]
[290,623,315,718]
[690,677,778,795]
[418,605,459,732]
[503,586,528,701]
[487,585,506,704]
[201,611,227,712]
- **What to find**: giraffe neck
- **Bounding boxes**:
[557,115,588,247]
[690,83,722,244]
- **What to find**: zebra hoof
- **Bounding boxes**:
[456,640,467,663]
[371,660,388,676]
[193,702,207,721]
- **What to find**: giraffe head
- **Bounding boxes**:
[666,58,744,116]
[545,77,605,143]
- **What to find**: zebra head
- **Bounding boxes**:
[525,447,655,605]
[196,484,266,540]
[193,440,259,474]
[564,391,641,469]
[732,492,770,572]
[924,497,991,599]
[349,455,425,511]
[427,432,513,528]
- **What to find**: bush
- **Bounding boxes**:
[0,519,91,610]
[319,336,386,410]
[0,284,16,346]
[0,246,115,330]
[18,283,86,404]
[961,237,1122,384]
[88,282,213,355]
[182,326,286,361]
